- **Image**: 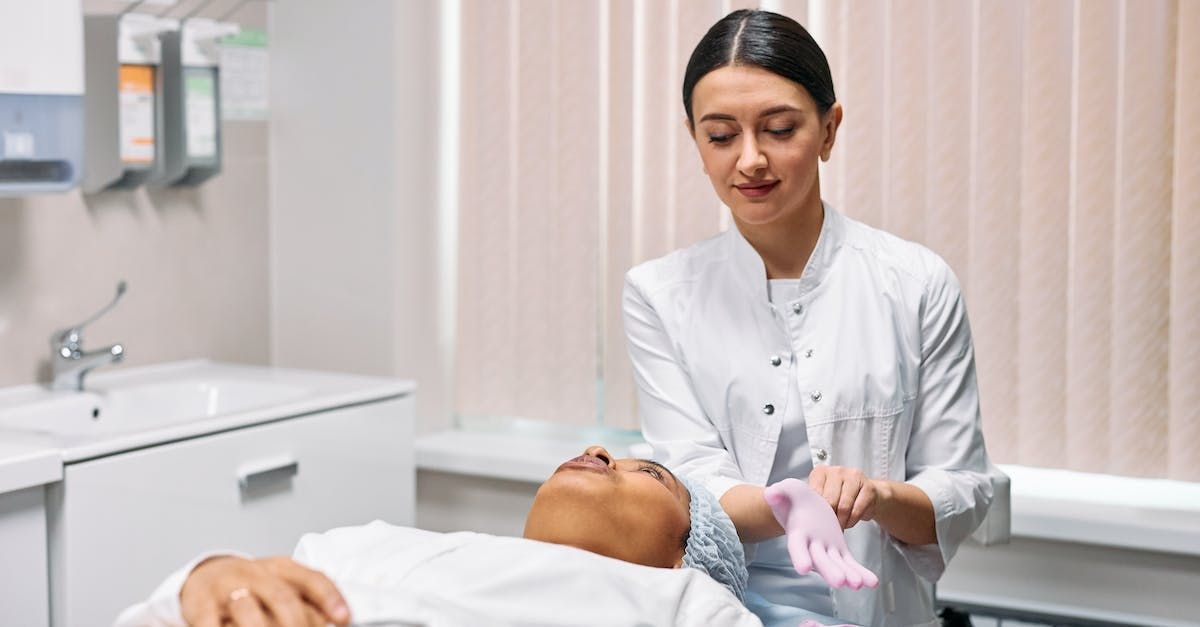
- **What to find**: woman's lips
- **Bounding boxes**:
[735,181,779,198]
[557,454,612,474]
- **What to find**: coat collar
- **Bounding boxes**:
[726,201,846,304]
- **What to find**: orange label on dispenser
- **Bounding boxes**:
[118,64,156,165]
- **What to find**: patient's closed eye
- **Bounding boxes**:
[638,464,664,481]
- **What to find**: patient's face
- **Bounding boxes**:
[523,445,691,569]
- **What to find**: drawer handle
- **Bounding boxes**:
[237,456,299,490]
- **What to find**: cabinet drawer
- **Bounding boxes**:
[48,397,413,627]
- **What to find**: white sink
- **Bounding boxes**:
[0,360,414,461]
[0,379,308,437]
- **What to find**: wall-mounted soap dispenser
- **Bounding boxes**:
[0,0,85,196]
[82,12,174,193]
[153,18,238,186]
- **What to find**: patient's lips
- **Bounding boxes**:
[557,454,612,474]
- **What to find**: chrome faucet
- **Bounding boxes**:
[50,281,127,391]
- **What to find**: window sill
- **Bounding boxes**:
[415,429,1200,557]
[998,464,1200,556]
[415,426,648,485]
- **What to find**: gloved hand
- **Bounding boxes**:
[764,478,879,590]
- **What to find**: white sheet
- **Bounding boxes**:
[116,520,763,627]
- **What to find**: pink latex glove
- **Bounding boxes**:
[764,478,879,590]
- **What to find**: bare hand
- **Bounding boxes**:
[180,556,350,627]
[808,465,889,530]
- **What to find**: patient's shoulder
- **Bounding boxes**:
[307,520,448,544]
[295,521,486,566]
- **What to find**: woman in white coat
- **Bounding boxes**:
[623,10,996,626]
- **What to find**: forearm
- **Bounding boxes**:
[723,477,937,546]
[720,484,785,543]
[871,480,937,546]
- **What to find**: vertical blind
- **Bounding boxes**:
[454,0,1199,481]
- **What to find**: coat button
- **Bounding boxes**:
[805,349,814,358]
[815,448,828,461]
[769,355,782,367]
[792,302,803,315]
[763,404,775,415]
[810,391,822,402]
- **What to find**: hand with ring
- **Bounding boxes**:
[179,555,351,626]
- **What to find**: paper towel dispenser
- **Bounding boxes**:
[0,0,85,196]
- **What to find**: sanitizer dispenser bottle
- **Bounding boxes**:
[0,0,85,195]
[153,18,238,186]
[82,12,174,193]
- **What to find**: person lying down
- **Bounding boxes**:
[118,445,775,627]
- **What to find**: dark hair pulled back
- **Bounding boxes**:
[682,10,836,125]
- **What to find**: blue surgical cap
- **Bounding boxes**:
[678,474,749,602]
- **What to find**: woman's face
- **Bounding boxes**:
[523,445,691,569]
[688,64,841,228]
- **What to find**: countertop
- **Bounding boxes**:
[0,441,61,494]
[0,360,415,467]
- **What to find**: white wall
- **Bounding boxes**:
[268,1,451,431]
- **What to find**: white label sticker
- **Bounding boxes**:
[219,30,268,120]
[185,68,218,159]
[119,64,156,165]
[3,131,35,158]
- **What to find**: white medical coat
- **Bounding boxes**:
[115,521,763,627]
[623,204,996,626]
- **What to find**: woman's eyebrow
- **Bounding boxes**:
[758,104,800,117]
[698,105,801,123]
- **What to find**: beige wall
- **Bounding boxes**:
[0,2,270,387]
[0,1,451,432]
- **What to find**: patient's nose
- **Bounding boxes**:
[584,445,616,468]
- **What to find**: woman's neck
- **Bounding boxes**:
[734,197,825,280]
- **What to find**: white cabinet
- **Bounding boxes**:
[0,486,51,627]
[47,397,414,627]
[0,443,59,627]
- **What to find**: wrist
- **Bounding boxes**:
[182,555,242,598]
[191,555,239,576]
[871,479,895,516]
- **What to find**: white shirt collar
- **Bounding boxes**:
[727,201,846,304]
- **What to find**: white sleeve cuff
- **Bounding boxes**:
[702,474,745,503]
[113,550,251,627]
[895,473,952,582]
